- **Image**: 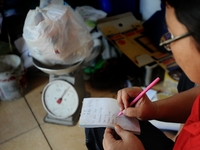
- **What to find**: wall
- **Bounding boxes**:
[65,0,161,20]
[140,0,161,21]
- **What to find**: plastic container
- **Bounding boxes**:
[0,54,27,101]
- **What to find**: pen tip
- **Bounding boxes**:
[117,111,123,117]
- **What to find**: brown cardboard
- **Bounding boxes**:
[97,12,176,69]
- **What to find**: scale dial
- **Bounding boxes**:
[42,80,79,119]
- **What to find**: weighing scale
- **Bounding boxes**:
[33,58,88,126]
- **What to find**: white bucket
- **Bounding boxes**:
[0,54,27,101]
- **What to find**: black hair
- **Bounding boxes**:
[162,0,200,50]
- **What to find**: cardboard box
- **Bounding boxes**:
[97,12,177,70]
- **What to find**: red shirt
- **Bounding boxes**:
[173,95,200,150]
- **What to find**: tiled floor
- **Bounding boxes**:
[0,69,178,150]
[0,71,117,150]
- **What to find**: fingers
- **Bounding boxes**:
[114,125,145,150]
[103,128,115,141]
[103,128,116,149]
[114,124,136,141]
[103,125,125,149]
[117,87,157,120]
[103,125,144,150]
[117,87,143,113]
[114,124,123,133]
[122,97,143,117]
[117,88,132,111]
[124,97,157,120]
[104,127,113,134]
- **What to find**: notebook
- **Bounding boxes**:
[79,97,140,134]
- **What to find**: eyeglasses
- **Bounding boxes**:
[159,32,191,51]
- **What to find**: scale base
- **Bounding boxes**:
[44,112,80,126]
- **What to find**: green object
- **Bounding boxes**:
[85,20,96,28]
[84,58,105,74]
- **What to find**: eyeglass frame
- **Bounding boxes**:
[159,32,191,51]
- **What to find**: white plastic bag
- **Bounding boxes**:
[75,6,107,32]
[23,4,93,66]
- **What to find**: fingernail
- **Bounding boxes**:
[115,124,122,132]
[115,124,120,129]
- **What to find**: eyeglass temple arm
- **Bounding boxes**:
[160,33,191,46]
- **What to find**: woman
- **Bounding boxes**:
[85,0,200,149]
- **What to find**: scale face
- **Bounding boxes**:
[42,80,79,119]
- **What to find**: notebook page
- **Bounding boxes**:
[79,98,119,128]
[79,98,140,134]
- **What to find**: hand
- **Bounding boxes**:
[103,124,145,150]
[117,87,157,120]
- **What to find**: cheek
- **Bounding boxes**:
[171,38,192,70]
[171,43,200,83]
[172,50,189,70]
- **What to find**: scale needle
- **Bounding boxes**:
[57,88,68,104]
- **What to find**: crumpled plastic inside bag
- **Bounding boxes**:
[23,4,94,66]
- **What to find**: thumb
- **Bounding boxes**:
[114,124,129,139]
[123,98,144,117]
[123,107,137,118]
